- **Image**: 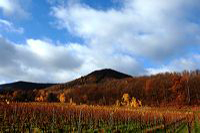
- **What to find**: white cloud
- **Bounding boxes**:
[147,55,200,75]
[0,36,144,83]
[0,19,24,34]
[147,67,171,75]
[0,0,30,18]
[47,0,66,5]
[0,80,6,85]
[47,0,200,78]
[0,37,84,82]
[51,0,200,62]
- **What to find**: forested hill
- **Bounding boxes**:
[0,69,200,106]
[43,68,132,92]
[0,81,55,92]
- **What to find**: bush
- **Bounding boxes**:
[47,93,59,102]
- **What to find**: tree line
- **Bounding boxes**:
[1,70,200,106]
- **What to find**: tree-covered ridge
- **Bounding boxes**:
[0,69,200,106]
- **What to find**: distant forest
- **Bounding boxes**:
[1,69,200,106]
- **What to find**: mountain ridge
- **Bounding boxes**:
[0,81,55,91]
[0,68,131,91]
[41,68,132,92]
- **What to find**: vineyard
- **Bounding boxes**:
[0,102,200,132]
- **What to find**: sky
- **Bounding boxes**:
[0,0,200,83]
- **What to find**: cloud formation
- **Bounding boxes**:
[0,37,84,82]
[0,0,30,18]
[51,0,200,61]
[0,19,24,34]
[0,36,145,83]
[147,55,200,75]
[1,0,200,83]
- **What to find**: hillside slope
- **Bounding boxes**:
[39,70,200,106]
[44,69,132,92]
[0,81,55,92]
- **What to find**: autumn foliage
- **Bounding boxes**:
[1,69,200,106]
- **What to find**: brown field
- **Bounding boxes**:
[0,102,200,132]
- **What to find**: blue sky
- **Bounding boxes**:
[0,0,200,83]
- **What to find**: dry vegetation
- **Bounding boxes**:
[0,102,200,132]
